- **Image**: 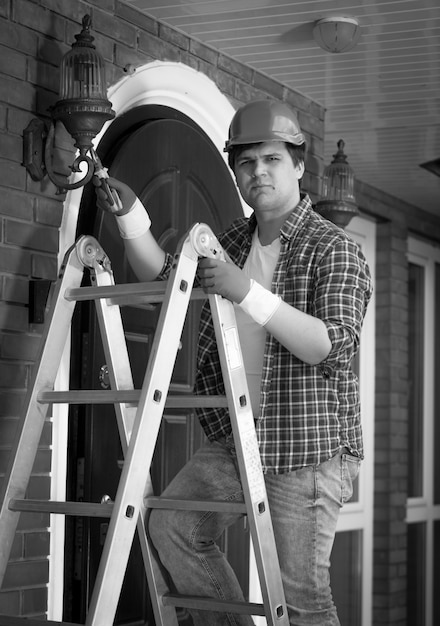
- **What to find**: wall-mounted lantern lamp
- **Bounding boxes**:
[23,14,114,192]
[315,139,359,228]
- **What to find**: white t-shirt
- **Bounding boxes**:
[233,228,281,417]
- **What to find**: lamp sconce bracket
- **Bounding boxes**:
[23,118,47,181]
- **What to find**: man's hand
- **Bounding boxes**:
[198,257,251,303]
[93,176,137,216]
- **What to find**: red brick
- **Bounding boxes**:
[0,158,27,192]
[27,57,60,92]
[13,0,65,42]
[0,44,26,80]
[17,511,50,532]
[31,253,58,280]
[0,333,41,361]
[218,53,253,83]
[0,76,35,110]
[0,590,20,615]
[91,6,137,47]
[24,531,50,559]
[31,449,52,474]
[0,416,18,445]
[5,220,58,253]
[253,71,284,101]
[0,359,28,388]
[0,188,34,221]
[35,197,64,228]
[1,559,49,590]
[159,23,190,51]
[0,19,37,56]
[22,585,48,615]
[2,276,30,305]
[0,303,29,332]
[27,474,51,500]
[0,393,24,417]
[116,1,158,35]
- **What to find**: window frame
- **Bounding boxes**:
[407,237,440,626]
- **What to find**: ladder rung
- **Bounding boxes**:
[9,499,113,517]
[0,617,78,626]
[37,390,229,408]
[65,282,206,306]
[162,594,266,616]
[145,497,247,514]
[9,498,246,517]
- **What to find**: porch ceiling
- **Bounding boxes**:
[126,0,440,217]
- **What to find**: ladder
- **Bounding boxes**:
[0,224,288,626]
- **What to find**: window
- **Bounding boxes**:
[407,238,440,626]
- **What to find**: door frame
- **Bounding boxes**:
[48,61,239,620]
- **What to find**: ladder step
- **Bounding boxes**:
[0,617,78,626]
[9,499,113,517]
[162,594,266,616]
[9,498,246,517]
[38,390,228,408]
[145,497,247,514]
[65,282,206,306]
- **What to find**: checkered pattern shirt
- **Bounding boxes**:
[159,194,372,473]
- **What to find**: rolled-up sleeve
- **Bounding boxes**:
[313,238,372,374]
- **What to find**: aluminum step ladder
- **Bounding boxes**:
[0,224,288,626]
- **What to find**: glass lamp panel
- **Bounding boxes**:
[60,48,107,101]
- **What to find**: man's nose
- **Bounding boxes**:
[253,159,266,177]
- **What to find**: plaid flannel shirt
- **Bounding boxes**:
[159,194,372,473]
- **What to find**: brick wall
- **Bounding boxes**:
[0,0,325,619]
[2,0,440,623]
[374,219,409,626]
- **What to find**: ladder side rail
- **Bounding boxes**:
[91,258,178,626]
[0,242,85,587]
[85,242,199,626]
[209,294,289,626]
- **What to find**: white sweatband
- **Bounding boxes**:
[238,279,282,326]
[115,198,151,239]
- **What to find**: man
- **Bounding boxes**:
[95,99,372,626]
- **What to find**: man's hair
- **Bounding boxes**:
[227,142,306,171]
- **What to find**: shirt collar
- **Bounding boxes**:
[246,193,312,241]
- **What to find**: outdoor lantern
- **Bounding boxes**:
[315,139,359,228]
[23,14,114,191]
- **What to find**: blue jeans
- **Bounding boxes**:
[148,439,360,626]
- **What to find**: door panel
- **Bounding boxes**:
[66,113,246,625]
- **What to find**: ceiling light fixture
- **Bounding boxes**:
[23,15,114,192]
[313,17,361,53]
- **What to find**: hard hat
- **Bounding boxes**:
[224,99,305,151]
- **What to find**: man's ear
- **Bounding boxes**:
[296,161,305,180]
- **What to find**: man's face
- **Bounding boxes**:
[234,141,304,218]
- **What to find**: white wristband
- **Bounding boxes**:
[115,198,152,239]
[238,280,282,326]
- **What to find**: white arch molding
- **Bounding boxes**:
[49,61,240,619]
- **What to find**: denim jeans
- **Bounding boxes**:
[148,439,360,626]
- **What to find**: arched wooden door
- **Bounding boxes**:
[64,109,246,625]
